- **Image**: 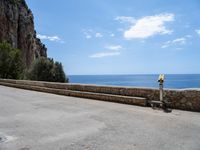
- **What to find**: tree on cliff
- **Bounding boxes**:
[0,42,23,79]
[53,61,67,83]
[26,57,68,83]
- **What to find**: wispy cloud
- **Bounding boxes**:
[82,29,93,39]
[110,33,115,37]
[196,29,200,36]
[95,32,103,38]
[185,35,192,38]
[120,13,174,39]
[89,52,120,58]
[115,16,135,24]
[37,34,64,43]
[172,38,186,44]
[105,45,122,51]
[82,29,103,39]
[86,35,92,39]
[89,44,122,58]
[161,37,187,48]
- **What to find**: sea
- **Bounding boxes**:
[68,74,200,89]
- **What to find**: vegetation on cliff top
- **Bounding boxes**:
[0,0,67,83]
[0,42,68,83]
[0,42,23,79]
[10,0,29,11]
[25,57,68,83]
[10,0,27,7]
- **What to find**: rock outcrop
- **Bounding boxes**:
[0,0,47,68]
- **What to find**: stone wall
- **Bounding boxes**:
[0,79,200,112]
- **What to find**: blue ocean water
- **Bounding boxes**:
[68,74,200,89]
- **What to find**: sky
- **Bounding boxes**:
[26,0,200,75]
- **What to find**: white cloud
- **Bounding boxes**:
[86,35,92,39]
[123,13,174,39]
[162,41,171,48]
[110,33,115,37]
[196,29,200,36]
[89,52,120,58]
[37,34,64,43]
[115,16,135,24]
[95,32,103,38]
[82,30,92,39]
[172,38,186,44]
[105,45,122,51]
[82,29,103,39]
[89,44,122,58]
[161,37,186,48]
[82,29,93,39]
[185,35,192,38]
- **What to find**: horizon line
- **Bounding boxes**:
[68,73,200,76]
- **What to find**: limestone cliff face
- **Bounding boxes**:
[0,0,47,68]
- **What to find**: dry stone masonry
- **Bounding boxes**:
[0,79,199,112]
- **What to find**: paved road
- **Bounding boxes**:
[0,85,200,150]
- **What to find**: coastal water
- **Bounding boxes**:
[69,74,200,89]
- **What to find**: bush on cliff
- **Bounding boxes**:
[0,42,23,79]
[26,57,68,83]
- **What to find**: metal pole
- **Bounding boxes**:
[159,82,163,102]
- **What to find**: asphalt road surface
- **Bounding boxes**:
[0,85,200,150]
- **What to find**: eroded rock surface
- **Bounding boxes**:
[0,0,47,68]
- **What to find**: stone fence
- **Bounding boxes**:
[0,79,200,112]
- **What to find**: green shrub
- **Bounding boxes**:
[0,42,23,79]
[26,57,68,83]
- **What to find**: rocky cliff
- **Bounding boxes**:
[0,0,47,68]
